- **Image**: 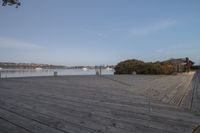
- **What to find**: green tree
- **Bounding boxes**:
[114,59,144,74]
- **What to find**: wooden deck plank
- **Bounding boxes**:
[0,87,198,123]
[0,90,180,133]
[0,87,198,133]
[191,71,200,113]
[0,72,199,133]
[0,108,66,133]
[0,117,31,133]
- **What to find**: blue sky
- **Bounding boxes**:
[0,0,200,66]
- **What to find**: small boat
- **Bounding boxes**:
[0,68,2,70]
[82,67,88,71]
[35,67,42,70]
[106,67,113,71]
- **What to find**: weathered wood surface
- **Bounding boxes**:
[190,71,200,113]
[0,72,200,133]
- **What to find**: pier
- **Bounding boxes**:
[0,72,200,133]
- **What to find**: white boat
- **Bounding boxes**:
[35,67,42,70]
[0,68,2,70]
[82,67,88,71]
[106,67,113,71]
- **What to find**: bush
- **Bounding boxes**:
[114,59,177,75]
[114,59,144,74]
[137,63,162,74]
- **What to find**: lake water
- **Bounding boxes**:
[0,69,114,78]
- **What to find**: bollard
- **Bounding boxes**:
[54,71,58,77]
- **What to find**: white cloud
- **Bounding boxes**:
[0,37,41,49]
[131,19,177,36]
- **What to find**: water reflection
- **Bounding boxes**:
[0,69,114,78]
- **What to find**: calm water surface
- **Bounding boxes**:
[0,69,114,78]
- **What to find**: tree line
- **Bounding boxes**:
[114,58,196,75]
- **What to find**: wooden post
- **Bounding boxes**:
[95,66,99,76]
[96,70,100,76]
[100,66,102,75]
[54,71,58,77]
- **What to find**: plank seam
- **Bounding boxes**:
[0,116,33,133]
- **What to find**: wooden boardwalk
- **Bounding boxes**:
[0,72,200,133]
